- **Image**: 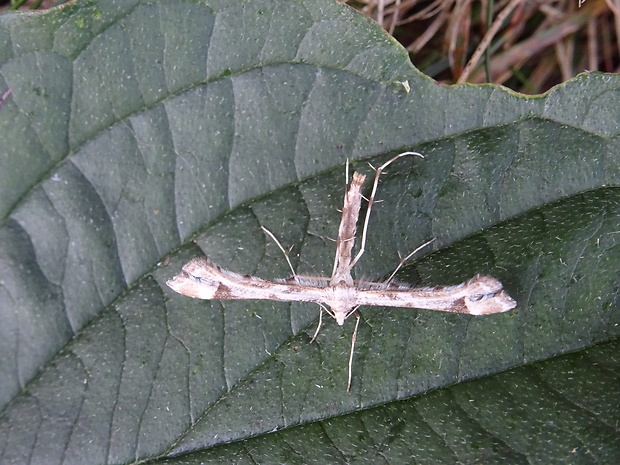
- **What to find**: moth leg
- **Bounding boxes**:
[310,304,326,343]
[347,310,362,392]
[261,226,297,280]
[384,237,436,285]
[350,151,424,270]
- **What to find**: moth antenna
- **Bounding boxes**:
[345,158,350,185]
[350,151,424,270]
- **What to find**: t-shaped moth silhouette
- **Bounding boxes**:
[167,152,517,390]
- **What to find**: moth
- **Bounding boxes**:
[167,152,517,389]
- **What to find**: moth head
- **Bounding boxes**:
[332,308,350,326]
[325,284,358,325]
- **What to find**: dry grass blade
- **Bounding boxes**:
[349,0,620,93]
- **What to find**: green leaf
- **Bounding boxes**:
[0,0,618,464]
[155,340,620,464]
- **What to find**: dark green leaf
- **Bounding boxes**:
[0,0,618,463]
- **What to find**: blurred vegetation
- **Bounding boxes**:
[346,0,619,93]
[1,0,57,10]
